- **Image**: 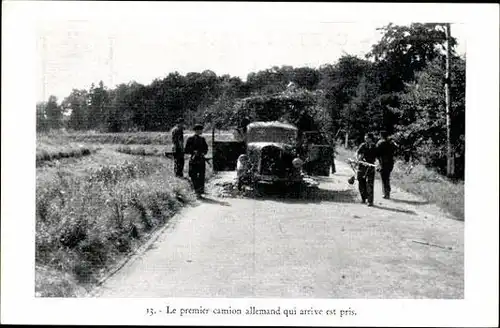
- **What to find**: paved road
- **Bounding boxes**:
[93,161,464,298]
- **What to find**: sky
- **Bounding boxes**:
[34,2,468,103]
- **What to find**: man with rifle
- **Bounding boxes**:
[356,132,379,206]
[185,124,209,198]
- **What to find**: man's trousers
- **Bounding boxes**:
[174,152,185,177]
[357,166,375,204]
[380,165,393,198]
[189,158,206,195]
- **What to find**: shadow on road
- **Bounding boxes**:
[252,186,359,204]
[372,204,417,215]
[389,198,429,206]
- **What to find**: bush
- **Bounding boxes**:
[115,145,162,157]
[36,145,96,166]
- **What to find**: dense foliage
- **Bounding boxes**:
[37,23,465,178]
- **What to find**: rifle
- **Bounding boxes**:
[347,158,377,168]
[346,158,378,185]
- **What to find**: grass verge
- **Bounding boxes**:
[37,133,99,165]
[35,155,209,297]
[115,144,214,159]
[335,145,464,221]
[36,146,98,165]
[115,145,162,156]
[65,130,235,145]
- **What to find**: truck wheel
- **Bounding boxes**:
[289,182,303,198]
[252,181,263,198]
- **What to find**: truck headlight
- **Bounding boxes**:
[237,154,249,171]
[292,157,304,168]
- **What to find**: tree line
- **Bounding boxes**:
[37,23,465,179]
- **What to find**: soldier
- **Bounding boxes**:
[376,130,397,199]
[185,124,208,198]
[171,118,185,178]
[356,132,378,206]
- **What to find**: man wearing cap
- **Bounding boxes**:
[171,118,185,178]
[356,132,378,206]
[185,124,208,197]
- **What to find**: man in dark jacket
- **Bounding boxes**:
[185,124,208,197]
[356,132,378,206]
[376,130,397,199]
[171,118,185,178]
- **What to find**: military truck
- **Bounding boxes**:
[211,90,335,189]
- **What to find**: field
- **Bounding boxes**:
[35,130,228,297]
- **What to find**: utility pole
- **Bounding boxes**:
[444,23,454,177]
[108,36,114,87]
[42,35,47,102]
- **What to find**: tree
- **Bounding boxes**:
[246,66,291,95]
[87,81,110,131]
[394,55,465,177]
[36,101,49,132]
[63,89,89,130]
[318,56,371,140]
[367,23,458,93]
[292,67,320,90]
[45,95,62,129]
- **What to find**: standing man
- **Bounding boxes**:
[376,130,397,199]
[171,118,185,178]
[185,124,208,198]
[356,132,378,206]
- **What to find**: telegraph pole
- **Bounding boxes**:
[108,36,115,87]
[444,23,454,177]
[42,35,47,102]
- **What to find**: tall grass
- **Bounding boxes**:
[115,145,161,156]
[37,133,99,165]
[115,144,214,159]
[65,130,235,145]
[36,157,197,296]
[335,145,464,221]
[36,146,97,165]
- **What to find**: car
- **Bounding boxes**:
[212,121,334,193]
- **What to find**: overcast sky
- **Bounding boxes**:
[34,2,467,102]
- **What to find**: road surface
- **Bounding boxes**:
[92,160,463,298]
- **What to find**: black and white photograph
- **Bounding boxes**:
[1,1,498,326]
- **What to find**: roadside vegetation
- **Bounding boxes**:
[335,146,464,221]
[66,131,172,145]
[65,130,234,145]
[37,133,99,165]
[35,135,214,297]
[115,145,163,157]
